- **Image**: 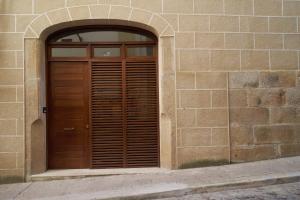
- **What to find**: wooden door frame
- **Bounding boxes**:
[45,26,159,169]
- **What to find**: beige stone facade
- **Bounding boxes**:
[0,0,299,183]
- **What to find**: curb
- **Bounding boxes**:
[101,173,300,200]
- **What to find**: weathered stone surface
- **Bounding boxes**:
[231,146,277,162]
[180,128,211,146]
[229,90,248,107]
[212,128,228,146]
[196,72,227,89]
[270,107,300,124]
[230,108,269,126]
[254,125,297,144]
[229,72,259,89]
[197,109,228,127]
[230,126,253,146]
[259,71,296,88]
[212,90,227,108]
[177,109,196,128]
[286,88,300,106]
[180,90,211,108]
[280,144,300,157]
[247,89,286,107]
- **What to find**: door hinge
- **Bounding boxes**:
[42,107,48,114]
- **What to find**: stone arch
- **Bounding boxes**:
[24,4,176,180]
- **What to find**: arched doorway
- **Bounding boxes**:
[46,26,159,169]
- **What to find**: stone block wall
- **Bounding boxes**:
[0,0,299,182]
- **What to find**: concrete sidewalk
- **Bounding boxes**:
[1,157,300,200]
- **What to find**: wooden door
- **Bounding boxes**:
[48,61,89,169]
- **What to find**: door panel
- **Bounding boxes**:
[48,61,89,169]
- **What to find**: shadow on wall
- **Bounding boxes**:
[31,119,46,175]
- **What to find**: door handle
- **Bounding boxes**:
[63,127,75,131]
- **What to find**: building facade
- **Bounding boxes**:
[0,0,300,183]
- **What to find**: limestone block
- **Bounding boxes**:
[180,128,211,146]
[163,0,193,13]
[31,15,51,36]
[176,72,195,89]
[270,107,300,124]
[194,0,223,14]
[211,50,240,71]
[284,34,300,50]
[196,72,227,89]
[177,109,196,128]
[177,146,229,166]
[179,15,209,31]
[280,144,300,157]
[254,0,282,16]
[230,126,253,146]
[0,0,32,14]
[0,52,16,68]
[0,103,23,119]
[231,146,276,162]
[161,14,178,31]
[197,109,228,127]
[0,137,23,153]
[240,17,268,33]
[255,34,283,49]
[180,50,210,71]
[90,5,110,19]
[241,50,269,70]
[0,87,16,102]
[269,17,297,33]
[17,86,23,102]
[0,15,15,32]
[130,9,152,25]
[224,0,253,15]
[259,71,296,88]
[229,72,259,89]
[286,88,300,106]
[17,119,24,136]
[0,120,16,136]
[109,6,131,20]
[69,6,90,20]
[229,89,248,107]
[131,0,162,13]
[225,33,254,49]
[195,33,224,49]
[67,0,97,6]
[0,153,16,169]
[270,51,298,70]
[230,108,269,126]
[175,32,194,48]
[283,0,300,16]
[0,33,23,50]
[47,8,71,24]
[180,90,211,108]
[149,15,168,35]
[210,16,239,32]
[16,15,37,32]
[34,0,65,13]
[0,69,23,85]
[254,125,297,144]
[247,89,286,107]
[212,90,227,108]
[212,128,228,146]
[107,0,130,6]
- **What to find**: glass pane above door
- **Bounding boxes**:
[51,47,87,57]
[127,47,154,57]
[93,47,121,57]
[51,30,155,43]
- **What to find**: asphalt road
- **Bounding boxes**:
[156,181,300,200]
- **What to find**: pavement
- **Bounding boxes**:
[1,156,300,200]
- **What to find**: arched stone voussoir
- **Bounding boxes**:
[30,14,52,37]
[149,14,169,36]
[108,5,132,20]
[47,8,71,25]
[24,4,175,39]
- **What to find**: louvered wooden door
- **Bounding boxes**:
[48,41,159,169]
[91,58,159,168]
